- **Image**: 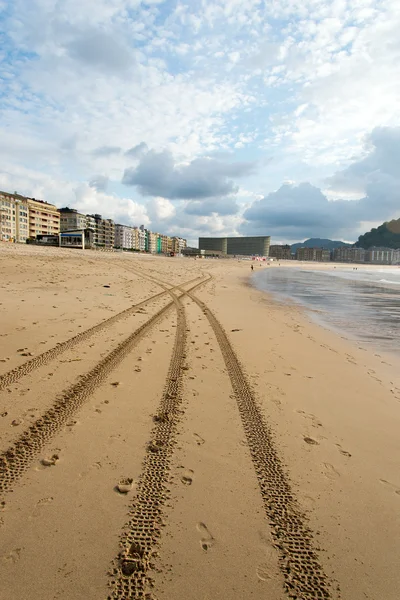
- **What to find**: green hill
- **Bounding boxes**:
[290,238,352,252]
[355,219,400,249]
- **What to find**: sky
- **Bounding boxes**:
[1,0,400,246]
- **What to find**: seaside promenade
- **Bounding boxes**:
[0,243,399,600]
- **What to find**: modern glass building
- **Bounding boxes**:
[199,236,270,256]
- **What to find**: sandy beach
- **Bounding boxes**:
[1,244,399,600]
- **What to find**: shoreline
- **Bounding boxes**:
[1,245,399,600]
[251,262,400,359]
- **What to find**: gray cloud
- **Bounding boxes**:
[92,145,121,157]
[66,30,134,74]
[89,175,109,192]
[184,197,239,216]
[242,127,400,242]
[327,126,400,193]
[125,142,148,158]
[122,149,256,199]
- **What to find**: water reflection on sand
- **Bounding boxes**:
[254,266,400,355]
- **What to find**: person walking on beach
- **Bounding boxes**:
[251,264,254,271]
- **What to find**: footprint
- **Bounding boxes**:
[322,462,340,480]
[41,454,59,467]
[193,433,205,446]
[303,436,319,445]
[180,469,194,486]
[197,522,214,551]
[256,563,272,581]
[336,444,352,457]
[116,478,134,494]
[31,497,54,518]
[379,479,400,496]
[3,548,22,563]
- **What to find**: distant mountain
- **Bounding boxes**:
[290,238,353,252]
[355,219,400,249]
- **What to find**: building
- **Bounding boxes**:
[332,247,366,263]
[88,214,115,248]
[59,208,87,232]
[182,247,224,258]
[27,198,60,239]
[296,247,331,261]
[84,215,97,244]
[157,234,170,254]
[365,247,399,264]
[134,226,146,252]
[199,237,227,253]
[199,236,270,257]
[147,231,158,253]
[269,244,292,260]
[0,204,6,241]
[59,229,94,250]
[172,236,187,254]
[115,224,136,249]
[0,191,29,242]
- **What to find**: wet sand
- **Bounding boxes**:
[0,244,399,600]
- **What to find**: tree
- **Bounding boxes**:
[355,219,400,249]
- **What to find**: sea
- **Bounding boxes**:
[253,265,400,356]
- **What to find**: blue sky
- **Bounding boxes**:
[1,0,400,245]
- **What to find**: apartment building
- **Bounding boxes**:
[157,234,169,254]
[365,247,400,264]
[147,231,158,253]
[172,236,187,254]
[332,247,366,263]
[59,208,87,232]
[27,198,60,238]
[0,191,29,242]
[115,224,136,249]
[296,247,331,261]
[269,244,292,260]
[136,226,146,252]
[88,214,115,248]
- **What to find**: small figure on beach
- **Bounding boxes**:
[251,264,254,271]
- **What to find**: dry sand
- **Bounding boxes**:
[0,243,399,600]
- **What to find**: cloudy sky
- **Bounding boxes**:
[1,0,400,245]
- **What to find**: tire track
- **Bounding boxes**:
[0,275,201,391]
[186,290,336,600]
[107,289,188,600]
[0,278,209,498]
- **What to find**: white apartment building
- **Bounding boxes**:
[137,226,146,251]
[0,191,30,243]
[365,247,400,264]
[115,224,136,249]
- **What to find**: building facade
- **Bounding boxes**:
[88,214,115,248]
[296,247,331,261]
[135,226,146,251]
[269,244,292,260]
[59,208,87,232]
[172,236,187,254]
[27,198,60,239]
[148,231,158,253]
[332,247,366,263]
[0,191,29,242]
[365,247,400,264]
[199,236,270,257]
[115,224,136,249]
[199,237,227,253]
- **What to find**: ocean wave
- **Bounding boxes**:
[379,279,400,285]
